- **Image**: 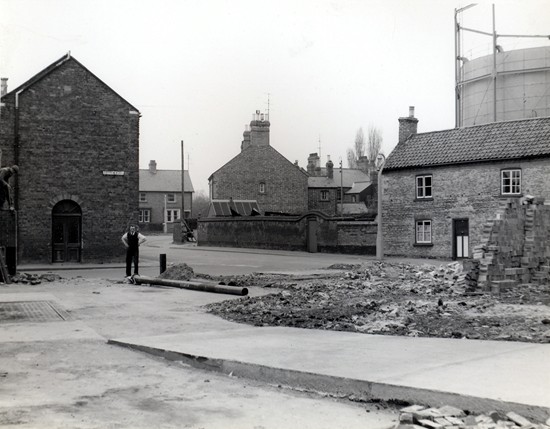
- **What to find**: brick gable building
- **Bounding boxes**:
[209,112,309,215]
[0,54,140,263]
[381,109,550,260]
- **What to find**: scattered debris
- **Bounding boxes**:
[394,404,550,429]
[205,261,550,343]
[6,272,62,285]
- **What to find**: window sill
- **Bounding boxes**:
[415,198,433,202]
[414,243,433,247]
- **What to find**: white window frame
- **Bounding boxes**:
[139,193,147,202]
[501,169,521,195]
[139,209,151,223]
[416,175,432,199]
[416,220,432,244]
[166,193,176,203]
[166,209,180,223]
[320,190,329,201]
[259,182,266,194]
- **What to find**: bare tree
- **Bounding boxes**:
[354,127,365,159]
[346,148,357,168]
[347,128,365,167]
[191,190,210,218]
[366,126,383,161]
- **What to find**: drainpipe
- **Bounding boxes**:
[376,154,386,260]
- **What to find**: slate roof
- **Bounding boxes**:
[139,170,194,193]
[383,117,550,171]
[346,181,371,194]
[308,169,369,188]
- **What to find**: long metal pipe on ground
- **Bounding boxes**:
[133,275,248,296]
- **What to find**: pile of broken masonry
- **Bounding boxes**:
[394,404,550,429]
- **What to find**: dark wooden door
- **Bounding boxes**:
[52,201,81,262]
[453,218,469,259]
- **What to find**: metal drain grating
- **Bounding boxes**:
[0,301,70,323]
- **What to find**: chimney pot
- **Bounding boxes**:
[149,160,157,174]
[398,107,419,144]
[0,78,8,97]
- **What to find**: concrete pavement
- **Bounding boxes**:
[9,243,550,423]
[110,324,550,421]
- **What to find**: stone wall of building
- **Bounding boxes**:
[382,158,550,259]
[0,58,140,263]
[210,145,308,215]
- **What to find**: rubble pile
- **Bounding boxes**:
[206,261,550,343]
[4,272,62,285]
[395,404,550,429]
[159,263,194,281]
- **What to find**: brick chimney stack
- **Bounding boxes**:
[398,106,418,144]
[1,78,7,96]
[248,110,270,148]
[326,157,334,179]
[241,124,251,151]
[149,160,157,174]
[307,153,321,176]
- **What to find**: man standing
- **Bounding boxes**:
[121,225,146,279]
[0,165,18,210]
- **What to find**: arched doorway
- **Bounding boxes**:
[52,200,82,262]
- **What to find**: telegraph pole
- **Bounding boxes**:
[181,140,189,220]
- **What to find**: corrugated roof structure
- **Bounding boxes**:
[384,117,550,171]
[208,200,260,217]
[139,170,194,192]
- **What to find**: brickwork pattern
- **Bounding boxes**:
[211,145,308,215]
[382,159,550,259]
[198,216,377,255]
[473,199,550,291]
[0,58,140,262]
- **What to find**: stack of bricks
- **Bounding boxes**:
[471,199,550,293]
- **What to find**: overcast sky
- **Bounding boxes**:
[1,0,549,194]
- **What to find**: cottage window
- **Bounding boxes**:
[166,193,176,203]
[501,169,521,195]
[336,189,342,201]
[320,190,329,201]
[139,193,147,202]
[166,209,180,222]
[139,209,151,223]
[259,182,266,194]
[416,220,432,243]
[416,175,432,199]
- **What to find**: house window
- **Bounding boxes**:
[501,169,521,195]
[259,182,266,194]
[139,193,147,202]
[166,209,180,223]
[166,193,176,203]
[416,220,432,244]
[337,189,342,201]
[320,190,329,201]
[416,175,432,199]
[139,209,151,223]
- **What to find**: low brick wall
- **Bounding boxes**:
[197,215,377,255]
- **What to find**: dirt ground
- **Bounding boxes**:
[192,261,550,344]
